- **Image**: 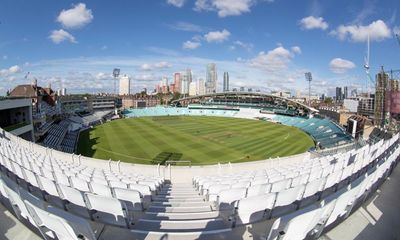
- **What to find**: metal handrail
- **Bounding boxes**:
[165,160,192,181]
[165,160,192,166]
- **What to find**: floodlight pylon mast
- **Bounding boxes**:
[305,72,312,107]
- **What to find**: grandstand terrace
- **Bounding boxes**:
[0,120,399,239]
[0,101,398,239]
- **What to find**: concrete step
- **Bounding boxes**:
[158,190,199,194]
[129,227,233,239]
[150,201,209,207]
[144,211,221,220]
[147,205,212,213]
[153,195,204,201]
[151,198,205,203]
[135,218,228,232]
[157,191,200,196]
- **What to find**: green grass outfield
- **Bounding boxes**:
[77,116,315,165]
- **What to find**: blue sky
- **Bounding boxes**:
[0,0,399,96]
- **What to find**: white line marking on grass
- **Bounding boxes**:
[284,133,290,140]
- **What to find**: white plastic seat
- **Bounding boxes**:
[89,181,113,197]
[91,177,108,186]
[231,181,250,189]
[320,169,343,198]
[234,193,276,225]
[137,180,157,191]
[84,192,130,228]
[270,178,291,193]
[324,185,360,227]
[112,188,143,211]
[129,183,152,197]
[267,201,335,240]
[271,185,306,217]
[36,175,59,197]
[3,178,33,222]
[109,180,128,189]
[252,178,268,185]
[55,174,70,186]
[207,184,230,202]
[291,173,309,187]
[217,187,247,210]
[299,177,326,208]
[22,168,40,189]
[40,167,55,181]
[268,175,284,183]
[246,183,271,197]
[69,177,90,192]
[25,200,96,240]
[57,184,90,218]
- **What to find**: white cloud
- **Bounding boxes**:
[183,41,201,49]
[204,29,231,43]
[332,20,391,42]
[140,62,172,71]
[95,72,112,80]
[167,0,186,8]
[101,45,108,50]
[299,16,328,30]
[195,0,255,17]
[329,58,356,74]
[0,65,22,77]
[291,46,302,54]
[57,3,93,29]
[167,21,204,32]
[248,46,295,72]
[2,55,8,60]
[231,41,253,51]
[49,29,77,44]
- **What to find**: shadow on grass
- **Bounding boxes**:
[77,129,100,157]
[151,152,183,165]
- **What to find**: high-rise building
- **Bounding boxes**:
[223,72,229,92]
[119,75,130,95]
[351,89,358,97]
[181,69,192,95]
[240,86,245,92]
[344,86,348,99]
[205,63,217,94]
[162,77,168,87]
[174,72,181,93]
[335,87,342,102]
[189,82,197,96]
[375,68,389,127]
[197,78,205,95]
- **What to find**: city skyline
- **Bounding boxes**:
[0,0,400,96]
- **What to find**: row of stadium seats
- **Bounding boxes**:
[273,115,352,148]
[42,120,70,149]
[60,130,79,153]
[0,124,398,239]
[194,135,399,234]
[123,106,238,118]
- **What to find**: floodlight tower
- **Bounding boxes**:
[112,68,120,115]
[305,72,312,106]
[113,68,120,95]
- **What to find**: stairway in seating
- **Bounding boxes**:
[133,183,232,238]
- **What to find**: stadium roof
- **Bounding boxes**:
[172,92,319,113]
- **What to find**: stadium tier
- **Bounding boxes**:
[0,108,399,239]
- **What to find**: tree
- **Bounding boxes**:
[324,97,333,104]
